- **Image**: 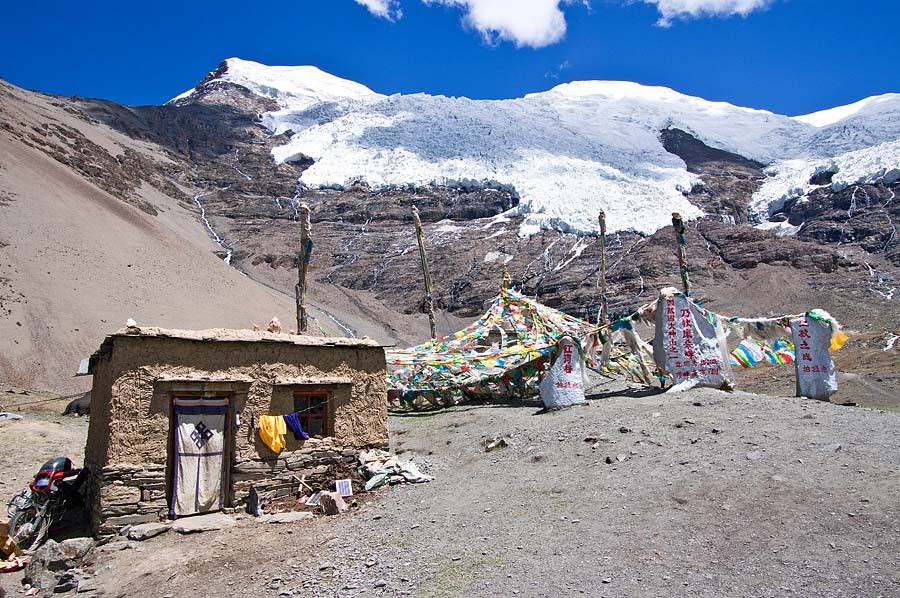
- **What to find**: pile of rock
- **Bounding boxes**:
[23,538,94,594]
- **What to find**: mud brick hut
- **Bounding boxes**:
[82,325,387,535]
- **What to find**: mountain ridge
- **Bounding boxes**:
[173,58,900,237]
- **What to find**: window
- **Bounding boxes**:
[293,391,330,437]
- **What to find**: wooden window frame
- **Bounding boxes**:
[292,387,332,438]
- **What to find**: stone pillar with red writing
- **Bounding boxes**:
[539,336,587,409]
[790,313,838,400]
[652,287,734,390]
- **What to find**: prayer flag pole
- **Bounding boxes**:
[412,205,437,340]
[671,212,692,296]
[598,210,613,367]
[598,210,609,326]
[296,203,312,334]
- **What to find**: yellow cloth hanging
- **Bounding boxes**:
[829,330,849,352]
[258,415,287,453]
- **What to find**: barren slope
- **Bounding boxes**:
[0,82,307,394]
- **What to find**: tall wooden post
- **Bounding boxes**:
[411,206,436,340]
[598,210,613,366]
[598,210,609,326]
[672,212,691,297]
[296,203,312,334]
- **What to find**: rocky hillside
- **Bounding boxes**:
[1,60,898,397]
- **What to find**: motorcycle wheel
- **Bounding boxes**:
[9,506,49,551]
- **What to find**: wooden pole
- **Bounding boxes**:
[598,210,609,326]
[411,206,436,340]
[671,212,691,297]
[296,203,312,334]
[598,210,614,367]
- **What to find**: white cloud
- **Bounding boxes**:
[544,59,572,79]
[353,0,403,21]
[641,0,772,26]
[424,0,589,48]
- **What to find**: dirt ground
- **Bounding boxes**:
[2,378,900,597]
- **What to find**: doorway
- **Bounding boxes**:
[170,396,229,518]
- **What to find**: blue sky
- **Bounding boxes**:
[1,0,897,115]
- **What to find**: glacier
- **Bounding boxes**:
[175,58,900,237]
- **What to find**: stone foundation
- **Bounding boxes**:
[95,464,167,536]
[93,438,387,535]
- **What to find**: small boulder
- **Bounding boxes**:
[483,437,508,452]
[319,492,348,516]
[172,513,235,534]
[127,522,170,541]
[25,538,94,589]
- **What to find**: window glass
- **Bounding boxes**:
[293,392,329,437]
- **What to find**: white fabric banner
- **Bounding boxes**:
[540,337,587,409]
[791,315,837,400]
[652,291,733,389]
[172,397,228,518]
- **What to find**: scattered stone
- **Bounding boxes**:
[318,563,335,571]
[483,437,509,451]
[319,492,348,516]
[604,456,613,464]
[365,560,377,568]
[127,522,170,541]
[602,577,612,584]
[172,512,236,534]
[652,412,661,418]
[746,451,766,462]
[583,436,599,444]
[823,443,843,452]
[264,512,316,524]
[712,428,722,434]
[25,537,96,588]
[374,580,387,588]
[618,426,631,434]
[616,453,627,462]
[76,577,98,593]
[53,572,78,593]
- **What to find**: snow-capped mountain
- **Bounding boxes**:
[171,57,382,110]
[174,58,900,236]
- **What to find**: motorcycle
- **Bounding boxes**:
[6,457,87,551]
